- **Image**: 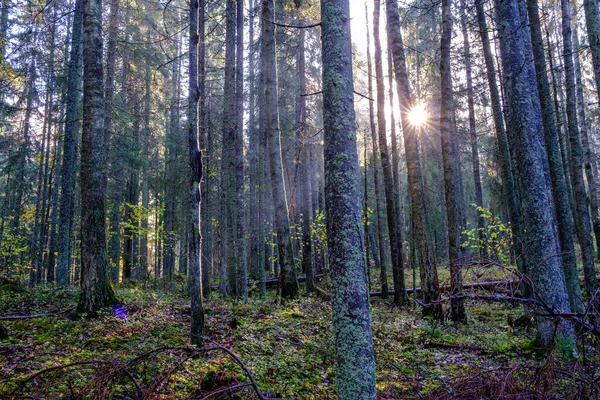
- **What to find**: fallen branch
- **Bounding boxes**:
[210,274,324,291]
[418,294,600,335]
[0,306,75,320]
[199,382,252,399]
[370,279,520,297]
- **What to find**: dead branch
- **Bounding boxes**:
[199,382,252,399]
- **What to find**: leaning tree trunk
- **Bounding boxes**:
[262,0,298,300]
[321,1,377,398]
[560,0,599,299]
[374,0,406,306]
[78,0,116,316]
[525,0,583,313]
[495,0,574,346]
[440,0,466,323]
[386,0,441,319]
[188,0,204,346]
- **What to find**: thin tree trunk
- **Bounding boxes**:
[440,0,466,323]
[188,0,204,346]
[262,0,298,300]
[560,0,599,299]
[573,3,600,260]
[365,3,387,298]
[374,0,406,306]
[386,0,441,318]
[459,0,486,258]
[236,0,247,301]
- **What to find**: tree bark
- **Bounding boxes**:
[560,0,599,299]
[321,1,377,397]
[495,0,574,346]
[525,0,583,312]
[440,0,466,323]
[474,0,525,279]
[78,0,116,315]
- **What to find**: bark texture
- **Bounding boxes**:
[321,1,377,397]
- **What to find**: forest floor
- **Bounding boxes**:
[0,272,599,399]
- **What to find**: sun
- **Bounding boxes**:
[408,104,427,127]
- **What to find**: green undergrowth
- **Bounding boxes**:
[0,281,597,399]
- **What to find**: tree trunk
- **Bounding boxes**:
[459,0,486,258]
[321,1,377,397]
[236,0,247,301]
[386,0,441,318]
[495,0,574,346]
[474,0,525,279]
[440,0,466,323]
[374,0,406,306]
[262,0,298,300]
[365,5,388,298]
[560,0,599,299]
[78,0,116,316]
[573,3,600,260]
[188,0,204,346]
[525,0,583,313]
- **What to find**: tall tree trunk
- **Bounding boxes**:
[296,22,314,295]
[495,0,574,346]
[440,0,466,323]
[57,0,83,286]
[188,0,204,346]
[474,0,525,278]
[78,0,116,315]
[140,61,151,280]
[163,38,180,281]
[386,0,441,318]
[560,0,599,299]
[374,0,406,306]
[321,1,377,397]
[526,0,583,312]
[459,0,486,258]
[222,0,237,296]
[262,0,298,299]
[104,0,120,282]
[365,5,388,298]
[199,0,210,294]
[573,6,600,262]
[236,0,247,301]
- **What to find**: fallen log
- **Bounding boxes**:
[370,279,520,297]
[370,275,600,297]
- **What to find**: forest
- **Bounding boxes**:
[1,0,600,398]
